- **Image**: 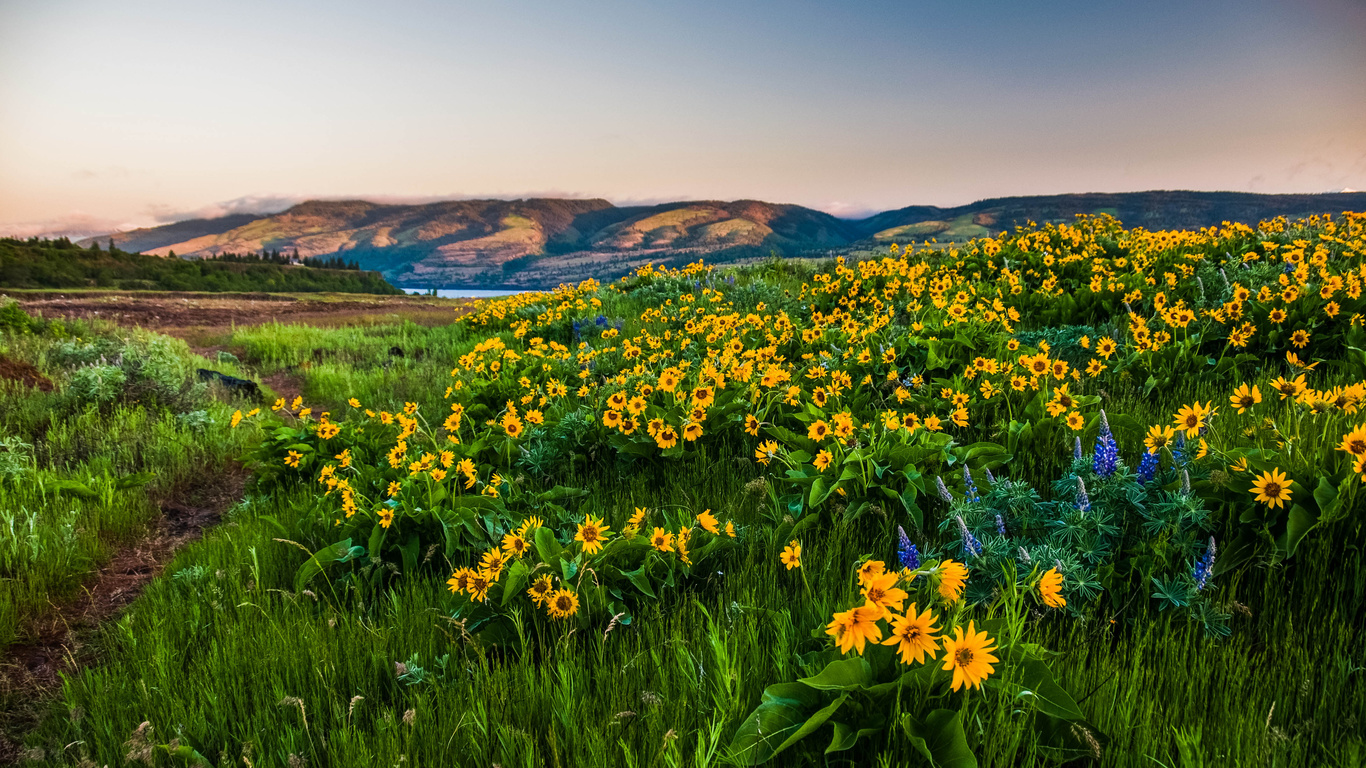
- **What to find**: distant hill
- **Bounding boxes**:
[81,191,1366,288]
[854,191,1366,244]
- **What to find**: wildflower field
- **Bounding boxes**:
[3,212,1366,766]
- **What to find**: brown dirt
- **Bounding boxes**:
[0,464,248,760]
[0,354,53,392]
[14,292,469,337]
[262,369,307,403]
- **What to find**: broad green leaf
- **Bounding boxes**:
[902,709,978,768]
[537,485,591,502]
[1312,476,1339,517]
[534,526,563,564]
[810,476,832,507]
[1276,503,1317,560]
[621,563,657,598]
[826,719,883,753]
[799,656,873,690]
[1014,657,1086,721]
[398,533,420,577]
[294,538,353,592]
[727,683,845,765]
[501,559,531,607]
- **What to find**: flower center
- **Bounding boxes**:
[955,648,974,667]
[1264,482,1281,497]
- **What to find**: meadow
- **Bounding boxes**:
[1,211,1364,766]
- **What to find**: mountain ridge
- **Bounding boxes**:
[81,190,1366,287]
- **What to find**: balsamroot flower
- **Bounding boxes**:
[825,604,883,655]
[1038,567,1066,608]
[940,621,999,691]
[882,604,940,665]
[1252,468,1292,509]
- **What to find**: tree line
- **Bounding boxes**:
[0,238,402,294]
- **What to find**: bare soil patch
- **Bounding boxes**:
[14,292,469,339]
[0,354,53,392]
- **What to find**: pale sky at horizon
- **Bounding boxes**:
[2,0,1364,237]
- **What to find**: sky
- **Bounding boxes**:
[1,0,1364,237]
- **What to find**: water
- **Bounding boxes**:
[402,287,528,299]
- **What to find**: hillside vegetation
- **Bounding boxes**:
[0,238,402,294]
[80,191,1366,288]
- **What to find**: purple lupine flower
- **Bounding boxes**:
[936,476,953,503]
[1073,437,1084,461]
[1172,433,1187,465]
[956,515,981,558]
[995,513,1007,537]
[963,465,980,503]
[984,467,996,485]
[1092,410,1119,477]
[1194,537,1217,590]
[1137,451,1159,485]
[897,525,920,570]
[1076,476,1091,513]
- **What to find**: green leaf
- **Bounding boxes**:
[158,744,211,767]
[534,526,563,564]
[501,559,531,607]
[798,656,873,690]
[1014,657,1086,721]
[826,719,883,754]
[367,523,386,560]
[902,709,978,768]
[621,563,658,598]
[114,471,156,490]
[1312,475,1339,517]
[809,476,832,508]
[1276,503,1317,560]
[727,684,845,765]
[398,533,420,577]
[294,538,353,592]
[900,487,923,530]
[537,485,591,502]
[48,479,98,499]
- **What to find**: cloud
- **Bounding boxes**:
[145,194,305,224]
[0,212,144,240]
[813,201,883,220]
[143,190,614,226]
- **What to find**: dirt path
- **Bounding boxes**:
[0,464,249,763]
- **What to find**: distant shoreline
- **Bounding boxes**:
[400,286,550,298]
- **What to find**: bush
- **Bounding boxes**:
[0,296,34,334]
[67,364,127,403]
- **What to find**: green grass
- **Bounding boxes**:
[4,293,1365,765]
